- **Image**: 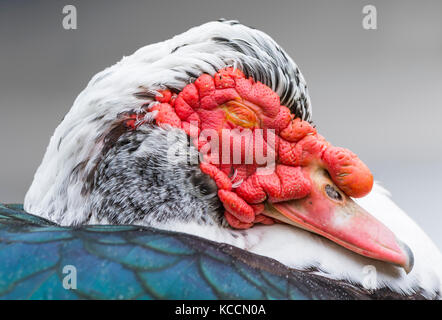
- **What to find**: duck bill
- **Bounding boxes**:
[263,167,414,273]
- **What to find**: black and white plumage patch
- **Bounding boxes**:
[87,125,222,227]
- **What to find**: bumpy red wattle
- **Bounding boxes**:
[146,67,373,229]
[236,165,311,204]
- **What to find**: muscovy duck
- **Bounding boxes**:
[2,20,440,299]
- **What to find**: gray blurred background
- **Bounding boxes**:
[0,0,441,249]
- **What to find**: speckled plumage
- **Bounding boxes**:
[88,126,222,227]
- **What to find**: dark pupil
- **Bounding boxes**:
[325,184,343,201]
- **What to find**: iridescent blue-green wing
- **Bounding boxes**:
[0,204,367,300]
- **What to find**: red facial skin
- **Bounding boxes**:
[143,67,374,229]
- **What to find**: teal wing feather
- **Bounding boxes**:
[0,204,369,300]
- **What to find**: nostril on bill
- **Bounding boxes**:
[325,184,343,201]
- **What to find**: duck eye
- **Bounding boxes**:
[325,184,343,201]
[221,100,259,128]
